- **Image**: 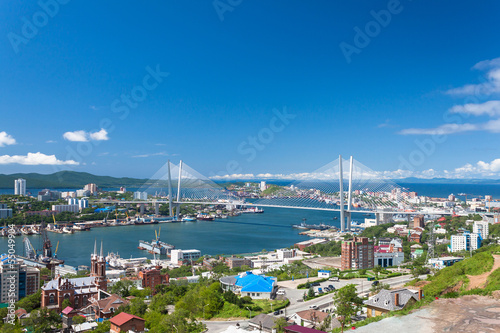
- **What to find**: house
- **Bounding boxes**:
[289,309,329,328]
[80,291,130,320]
[248,314,279,332]
[220,272,277,299]
[364,288,422,318]
[110,312,146,333]
[409,231,422,243]
[284,325,328,333]
[72,322,98,333]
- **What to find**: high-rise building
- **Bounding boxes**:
[84,183,98,195]
[134,191,148,200]
[341,237,374,270]
[0,255,40,303]
[138,269,169,295]
[260,181,267,192]
[451,231,480,252]
[14,178,26,196]
[413,215,425,229]
[473,220,489,240]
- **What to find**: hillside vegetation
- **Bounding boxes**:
[423,246,500,298]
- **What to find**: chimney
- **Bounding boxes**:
[394,293,399,307]
[418,289,423,300]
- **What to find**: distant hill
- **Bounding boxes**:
[0,171,149,189]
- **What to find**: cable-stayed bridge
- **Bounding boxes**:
[124,156,457,232]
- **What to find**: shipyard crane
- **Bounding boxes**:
[54,241,60,258]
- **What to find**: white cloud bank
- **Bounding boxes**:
[210,158,500,180]
[63,129,109,142]
[0,152,79,165]
[0,132,16,147]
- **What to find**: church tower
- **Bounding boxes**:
[90,240,107,291]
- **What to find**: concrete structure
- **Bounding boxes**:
[451,232,480,252]
[79,198,89,209]
[0,203,13,219]
[428,256,464,269]
[14,178,26,196]
[276,248,296,260]
[134,191,148,200]
[84,183,98,195]
[341,237,374,270]
[76,189,90,197]
[38,189,61,201]
[224,256,252,269]
[374,251,404,267]
[365,288,421,318]
[170,249,201,265]
[473,220,489,240]
[41,241,107,310]
[110,312,145,333]
[220,272,277,299]
[0,254,40,303]
[52,204,79,214]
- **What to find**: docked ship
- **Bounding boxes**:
[181,216,196,222]
[106,252,148,269]
[196,213,214,221]
[137,228,174,255]
[134,217,159,225]
[241,207,264,213]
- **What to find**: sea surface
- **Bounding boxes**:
[1,182,499,267]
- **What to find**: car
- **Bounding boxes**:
[274,310,280,315]
[328,285,335,290]
[371,280,379,287]
[312,282,320,287]
[309,305,318,310]
[276,289,286,295]
[329,277,339,282]
[323,287,330,292]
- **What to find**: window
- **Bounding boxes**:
[49,294,55,304]
[372,309,375,316]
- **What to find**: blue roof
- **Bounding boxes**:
[318,270,331,273]
[234,272,276,293]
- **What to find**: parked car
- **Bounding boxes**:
[312,282,320,287]
[328,284,335,290]
[277,289,286,295]
[274,310,280,315]
[323,287,330,292]
[309,305,319,310]
[371,280,379,287]
[329,277,339,281]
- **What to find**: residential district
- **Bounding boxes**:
[1,178,500,332]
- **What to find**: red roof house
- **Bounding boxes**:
[110,312,145,333]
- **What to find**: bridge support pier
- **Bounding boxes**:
[140,204,145,215]
[155,203,160,216]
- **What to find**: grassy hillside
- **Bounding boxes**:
[423,246,500,298]
[0,171,149,189]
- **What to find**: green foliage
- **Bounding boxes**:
[24,307,62,333]
[15,290,41,313]
[61,299,72,309]
[370,283,391,294]
[110,279,135,297]
[93,320,111,333]
[274,317,288,333]
[72,316,86,325]
[305,240,342,256]
[360,223,398,239]
[332,284,364,332]
[266,261,318,281]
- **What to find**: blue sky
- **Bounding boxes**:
[1,1,500,180]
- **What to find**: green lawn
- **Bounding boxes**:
[213,299,289,319]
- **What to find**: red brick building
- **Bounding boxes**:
[41,241,107,311]
[341,237,374,271]
[110,312,145,333]
[137,268,169,294]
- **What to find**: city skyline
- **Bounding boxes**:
[1,1,500,180]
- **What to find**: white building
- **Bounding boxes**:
[79,198,89,209]
[260,181,267,192]
[451,232,480,252]
[84,183,98,195]
[134,191,148,200]
[76,189,90,197]
[52,204,79,214]
[374,251,404,267]
[14,178,26,196]
[170,249,201,264]
[473,220,489,240]
[318,270,331,278]
[276,248,295,260]
[68,198,78,205]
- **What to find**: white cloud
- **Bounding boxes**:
[45,140,57,144]
[447,57,500,96]
[132,152,169,158]
[0,152,79,165]
[0,132,16,147]
[450,100,500,116]
[63,129,109,142]
[399,123,478,135]
[89,129,109,141]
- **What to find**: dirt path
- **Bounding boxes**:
[467,254,500,290]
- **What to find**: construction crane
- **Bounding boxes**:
[54,241,60,258]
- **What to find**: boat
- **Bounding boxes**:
[30,226,40,234]
[106,252,147,269]
[138,227,175,255]
[196,214,214,221]
[134,218,159,225]
[62,226,74,234]
[291,222,309,229]
[241,207,264,214]
[21,226,33,235]
[181,216,196,222]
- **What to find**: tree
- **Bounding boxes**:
[274,317,288,333]
[308,287,315,299]
[372,266,383,277]
[15,290,41,312]
[370,283,390,294]
[24,307,62,333]
[72,316,86,325]
[62,299,72,309]
[110,279,135,297]
[358,269,367,275]
[332,284,363,332]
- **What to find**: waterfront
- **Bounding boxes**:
[0,207,371,267]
